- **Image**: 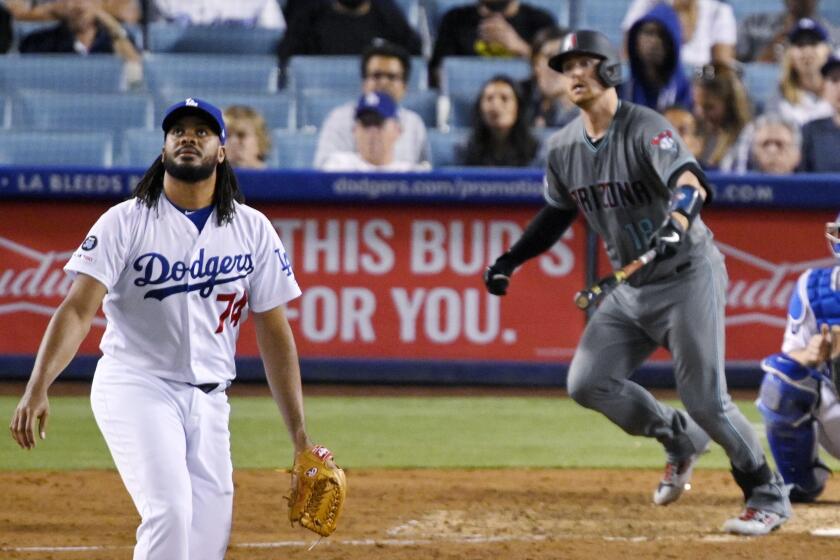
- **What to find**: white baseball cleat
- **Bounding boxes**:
[652,453,700,505]
[722,507,788,536]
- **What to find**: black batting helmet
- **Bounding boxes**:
[548,30,623,88]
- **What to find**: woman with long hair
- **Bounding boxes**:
[691,62,751,169]
[772,21,833,126]
[458,74,540,167]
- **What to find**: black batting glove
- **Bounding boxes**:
[649,217,685,260]
[483,253,516,296]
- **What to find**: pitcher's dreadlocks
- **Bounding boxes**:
[132,157,244,226]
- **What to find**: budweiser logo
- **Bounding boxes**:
[0,236,105,326]
[717,241,836,328]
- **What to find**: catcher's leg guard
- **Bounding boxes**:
[758,353,829,502]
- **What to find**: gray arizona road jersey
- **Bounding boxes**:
[544,101,716,286]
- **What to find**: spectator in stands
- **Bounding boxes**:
[457,74,539,167]
[748,114,802,174]
[314,40,429,169]
[621,0,736,68]
[623,3,692,112]
[800,53,840,172]
[663,105,703,158]
[519,26,578,128]
[5,0,139,24]
[768,19,834,126]
[278,0,421,67]
[737,0,840,63]
[18,0,140,63]
[148,0,284,29]
[223,105,271,170]
[429,0,555,89]
[691,62,752,169]
[723,113,803,173]
[323,91,431,171]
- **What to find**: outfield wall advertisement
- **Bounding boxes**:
[0,202,587,366]
[1,200,833,378]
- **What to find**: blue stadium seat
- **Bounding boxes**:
[440,57,531,98]
[577,0,626,48]
[0,55,126,93]
[272,130,318,168]
[821,4,840,25]
[12,91,154,132]
[153,91,293,130]
[742,62,780,113]
[120,128,163,167]
[402,90,439,128]
[298,92,350,130]
[726,0,767,22]
[147,23,282,54]
[0,95,10,128]
[286,55,428,99]
[143,53,279,94]
[428,129,468,168]
[0,131,113,167]
[447,92,476,128]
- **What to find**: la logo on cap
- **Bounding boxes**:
[185,98,198,107]
[364,92,380,105]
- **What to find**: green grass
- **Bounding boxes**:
[2,395,838,472]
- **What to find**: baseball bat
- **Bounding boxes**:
[574,248,658,310]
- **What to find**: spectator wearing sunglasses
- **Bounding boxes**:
[314,40,429,169]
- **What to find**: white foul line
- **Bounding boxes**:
[1,534,548,553]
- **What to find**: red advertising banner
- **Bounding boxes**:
[0,202,833,363]
[0,201,587,362]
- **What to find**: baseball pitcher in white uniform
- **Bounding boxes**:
[9,98,325,559]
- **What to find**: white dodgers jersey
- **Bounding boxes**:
[65,197,301,384]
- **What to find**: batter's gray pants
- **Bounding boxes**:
[566,250,765,472]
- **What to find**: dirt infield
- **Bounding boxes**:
[3,468,840,560]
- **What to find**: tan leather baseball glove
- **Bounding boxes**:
[287,445,346,537]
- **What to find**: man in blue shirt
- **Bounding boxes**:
[801,53,840,172]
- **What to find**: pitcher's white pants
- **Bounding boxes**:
[91,363,233,560]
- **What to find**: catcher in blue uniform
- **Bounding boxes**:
[758,213,840,502]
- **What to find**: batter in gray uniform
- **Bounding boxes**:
[483,30,791,535]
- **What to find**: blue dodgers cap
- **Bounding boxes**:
[161,97,226,144]
[354,91,398,122]
[789,18,829,44]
